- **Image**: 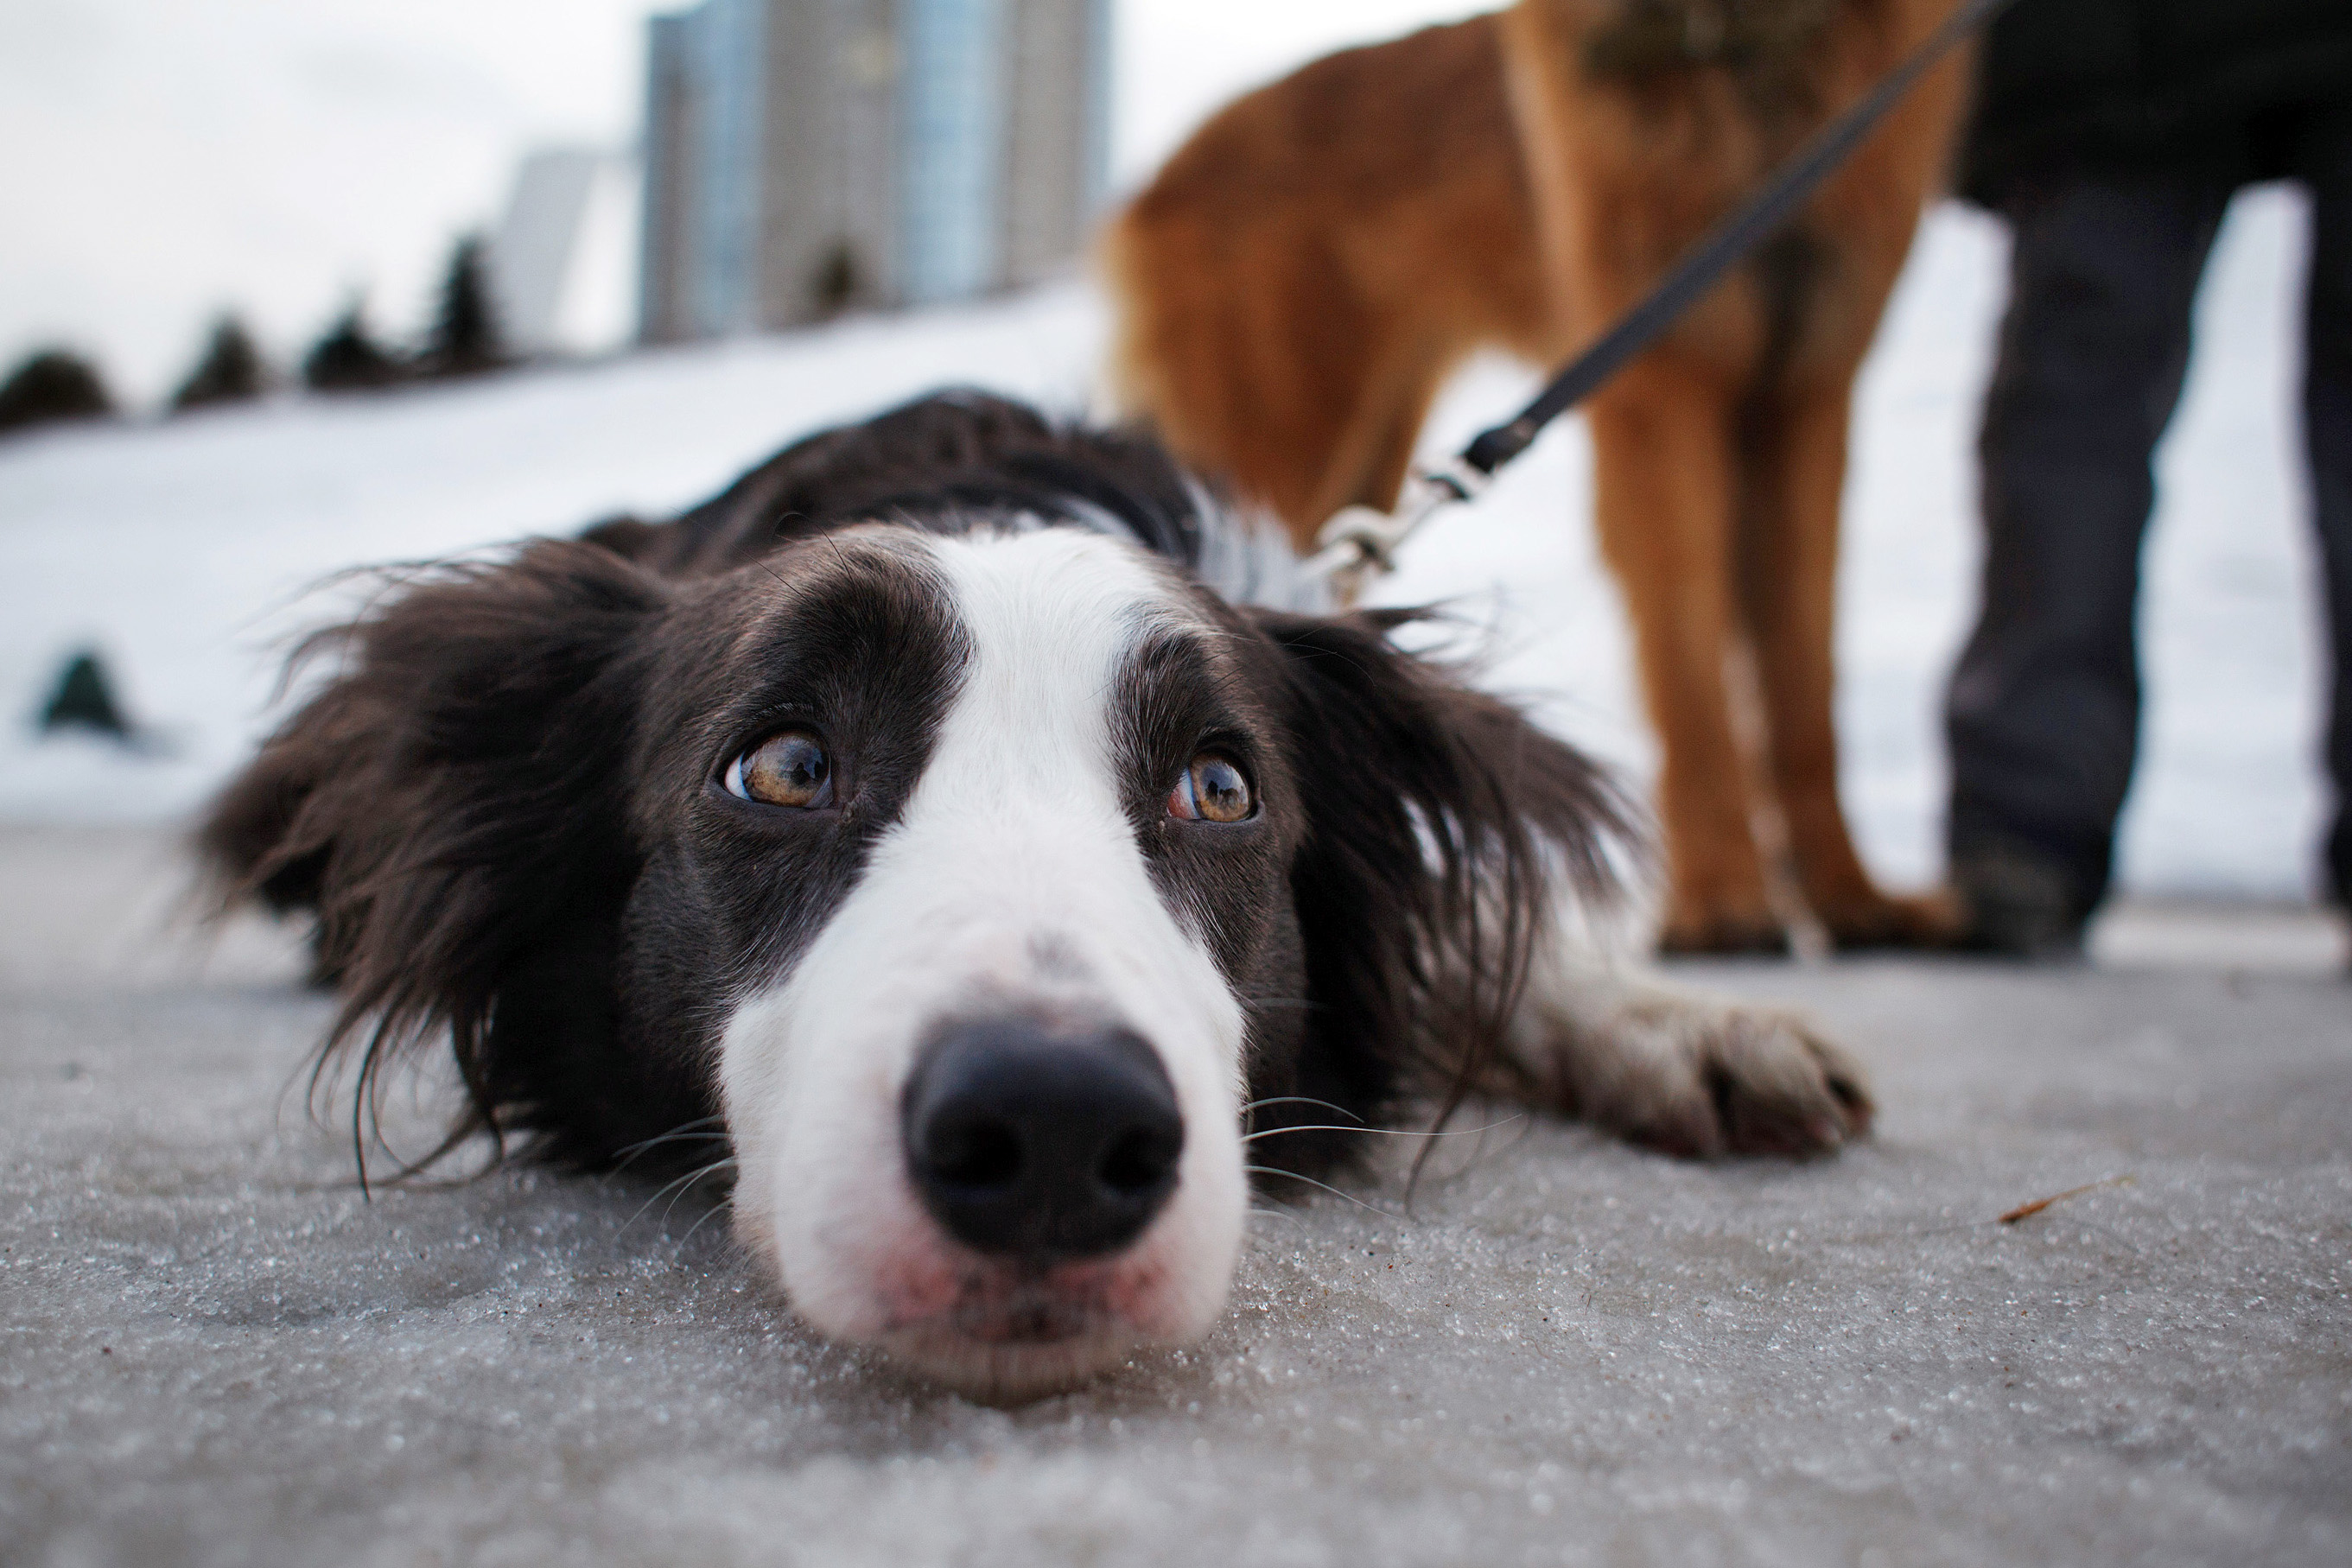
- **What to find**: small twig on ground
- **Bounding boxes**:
[1998,1174,2135,1225]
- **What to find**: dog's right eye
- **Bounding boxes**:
[1166,752,1254,823]
[724,730,833,809]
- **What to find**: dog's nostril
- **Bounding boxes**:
[924,1116,1023,1189]
[901,1021,1185,1261]
[1098,1127,1179,1195]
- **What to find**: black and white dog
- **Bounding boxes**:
[203,392,1868,1399]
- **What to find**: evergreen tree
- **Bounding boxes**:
[171,314,270,411]
[0,349,113,435]
[811,240,863,318]
[422,234,506,378]
[39,649,133,740]
[302,302,403,393]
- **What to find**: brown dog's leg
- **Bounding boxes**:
[1591,361,1784,954]
[1119,232,1438,551]
[1297,351,1451,542]
[1739,381,1960,949]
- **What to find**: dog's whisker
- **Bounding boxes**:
[623,1158,738,1235]
[660,1159,738,1230]
[1241,1114,1522,1145]
[609,1116,728,1153]
[677,1192,738,1248]
[1240,1095,1365,1123]
[622,1177,698,1235]
[1243,1165,1403,1219]
[615,1129,731,1159]
[604,1120,734,1184]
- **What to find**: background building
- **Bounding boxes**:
[639,0,1112,343]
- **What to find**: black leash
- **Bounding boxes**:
[1306,0,2019,599]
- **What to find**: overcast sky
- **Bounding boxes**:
[0,0,1485,401]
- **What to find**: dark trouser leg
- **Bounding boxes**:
[1945,174,2235,947]
[2294,111,2352,906]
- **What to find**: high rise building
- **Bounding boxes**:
[639,0,1111,344]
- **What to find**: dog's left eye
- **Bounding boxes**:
[724,730,833,809]
[1166,753,1254,823]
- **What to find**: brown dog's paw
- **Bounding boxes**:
[1579,999,1872,1159]
[1816,888,1966,952]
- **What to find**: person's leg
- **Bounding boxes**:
[2291,110,2352,909]
[1944,173,2235,953]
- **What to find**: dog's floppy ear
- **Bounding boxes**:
[1243,606,1634,1166]
[200,540,669,1176]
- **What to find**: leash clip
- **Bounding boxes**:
[1303,457,1488,606]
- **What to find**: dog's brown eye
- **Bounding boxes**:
[726,730,832,808]
[1167,754,1253,823]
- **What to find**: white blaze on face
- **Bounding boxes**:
[718,527,1249,1390]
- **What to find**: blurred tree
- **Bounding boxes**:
[421,234,507,378]
[171,314,270,411]
[0,349,114,435]
[39,649,132,740]
[302,301,404,393]
[811,239,863,319]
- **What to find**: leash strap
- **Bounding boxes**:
[1306,0,2019,602]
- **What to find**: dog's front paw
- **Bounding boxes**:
[1571,997,1872,1159]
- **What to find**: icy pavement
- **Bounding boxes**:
[3,826,2348,1568]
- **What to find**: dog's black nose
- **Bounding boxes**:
[901,1021,1184,1261]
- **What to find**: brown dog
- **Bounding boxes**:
[1104,0,1971,953]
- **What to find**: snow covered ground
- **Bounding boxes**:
[0,189,2331,898]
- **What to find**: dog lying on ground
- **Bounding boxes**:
[1104,0,1972,955]
[201,392,1868,1399]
